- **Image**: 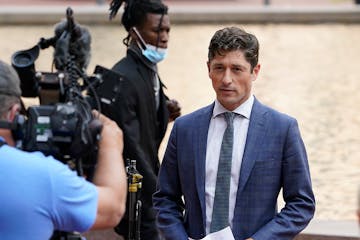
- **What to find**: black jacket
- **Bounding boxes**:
[107,46,169,239]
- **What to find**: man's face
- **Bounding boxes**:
[137,13,170,49]
[208,50,260,111]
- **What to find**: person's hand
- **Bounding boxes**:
[92,110,123,152]
[167,99,181,122]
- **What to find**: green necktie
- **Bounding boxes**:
[210,112,235,233]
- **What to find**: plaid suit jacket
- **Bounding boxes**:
[153,97,315,240]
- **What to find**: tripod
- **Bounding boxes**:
[127,159,143,240]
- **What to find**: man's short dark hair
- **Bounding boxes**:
[208,27,259,71]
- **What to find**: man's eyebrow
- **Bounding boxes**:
[232,64,247,69]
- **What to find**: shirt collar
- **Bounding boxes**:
[212,95,254,120]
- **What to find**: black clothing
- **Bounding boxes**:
[107,45,169,240]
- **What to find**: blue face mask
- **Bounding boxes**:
[142,44,168,64]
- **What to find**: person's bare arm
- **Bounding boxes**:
[90,110,127,229]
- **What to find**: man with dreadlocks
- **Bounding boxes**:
[107,0,181,239]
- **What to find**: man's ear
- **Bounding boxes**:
[130,27,142,42]
[129,27,137,40]
[252,64,261,81]
[207,61,211,78]
[7,103,21,122]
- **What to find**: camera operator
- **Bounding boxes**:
[0,60,127,239]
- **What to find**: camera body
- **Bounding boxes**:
[9,6,107,174]
[10,67,103,174]
[10,47,123,174]
[6,7,125,240]
[22,99,101,172]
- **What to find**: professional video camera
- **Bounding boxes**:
[10,8,108,176]
[10,7,142,240]
[8,7,126,240]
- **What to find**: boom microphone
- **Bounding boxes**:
[53,7,92,72]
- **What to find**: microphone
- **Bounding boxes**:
[53,7,92,72]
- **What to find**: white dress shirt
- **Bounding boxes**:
[205,95,254,234]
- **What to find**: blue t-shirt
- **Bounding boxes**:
[0,143,98,239]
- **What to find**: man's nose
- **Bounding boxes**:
[222,69,232,85]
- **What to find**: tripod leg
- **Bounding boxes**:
[135,200,142,240]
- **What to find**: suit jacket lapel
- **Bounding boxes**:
[237,98,267,194]
[194,103,214,230]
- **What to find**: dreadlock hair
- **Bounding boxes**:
[109,0,168,46]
